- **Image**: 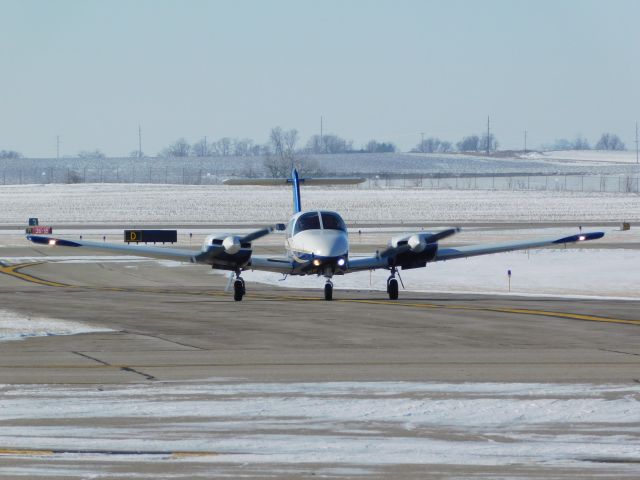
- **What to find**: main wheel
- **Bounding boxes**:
[324,282,333,301]
[387,278,399,300]
[233,279,245,301]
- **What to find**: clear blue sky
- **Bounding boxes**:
[1,0,639,156]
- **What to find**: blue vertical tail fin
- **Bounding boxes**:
[291,168,301,213]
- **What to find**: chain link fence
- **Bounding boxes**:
[1,164,638,193]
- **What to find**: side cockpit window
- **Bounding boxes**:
[293,212,321,235]
[321,212,346,232]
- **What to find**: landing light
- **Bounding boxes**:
[578,235,586,241]
[337,258,346,266]
[312,259,321,267]
[48,239,56,246]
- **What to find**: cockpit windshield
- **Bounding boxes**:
[321,212,347,232]
[293,212,321,235]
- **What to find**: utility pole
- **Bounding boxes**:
[524,130,528,154]
[56,135,60,160]
[320,116,323,153]
[486,116,491,155]
[636,122,640,163]
[420,132,425,152]
[138,125,142,158]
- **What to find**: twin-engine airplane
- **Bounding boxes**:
[28,169,604,301]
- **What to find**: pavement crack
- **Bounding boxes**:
[121,329,205,350]
[72,351,111,366]
[120,366,157,381]
[73,351,156,381]
[599,348,640,357]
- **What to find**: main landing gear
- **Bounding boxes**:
[324,279,333,301]
[233,273,246,301]
[387,268,399,300]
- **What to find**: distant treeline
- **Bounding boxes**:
[0,127,628,161]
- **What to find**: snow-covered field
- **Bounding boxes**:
[1,183,638,224]
[525,150,640,164]
[0,381,638,475]
[0,309,111,342]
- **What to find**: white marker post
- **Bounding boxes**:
[508,269,512,292]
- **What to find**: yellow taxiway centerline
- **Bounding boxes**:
[2,262,638,326]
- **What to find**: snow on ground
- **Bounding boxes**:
[0,183,638,225]
[0,381,638,472]
[2,248,634,299]
[242,248,640,299]
[525,150,640,164]
[0,309,111,342]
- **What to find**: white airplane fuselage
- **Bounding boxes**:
[285,210,350,275]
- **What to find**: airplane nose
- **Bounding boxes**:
[316,232,349,258]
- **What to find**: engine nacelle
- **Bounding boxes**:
[389,232,438,269]
[202,234,244,255]
[222,235,241,254]
[390,232,431,252]
[408,234,427,252]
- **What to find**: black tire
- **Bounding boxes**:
[233,280,244,301]
[387,278,399,300]
[324,283,333,301]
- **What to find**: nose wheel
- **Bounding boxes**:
[387,269,399,300]
[233,276,246,301]
[324,279,333,301]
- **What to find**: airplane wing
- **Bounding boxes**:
[27,226,274,266]
[346,231,605,272]
[27,235,202,263]
[434,231,604,261]
[248,255,296,274]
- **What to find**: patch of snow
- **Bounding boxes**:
[0,309,111,342]
[0,382,638,470]
[244,248,640,299]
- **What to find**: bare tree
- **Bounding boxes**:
[263,126,313,177]
[192,138,213,157]
[233,138,254,156]
[0,150,22,159]
[551,136,590,150]
[413,137,451,153]
[440,140,453,153]
[304,134,353,154]
[456,135,480,152]
[161,138,191,157]
[365,140,396,153]
[595,133,625,150]
[215,137,232,156]
[479,133,498,152]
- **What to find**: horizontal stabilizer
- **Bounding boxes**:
[223,177,366,186]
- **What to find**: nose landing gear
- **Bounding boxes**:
[324,279,333,301]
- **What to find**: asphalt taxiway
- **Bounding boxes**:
[0,247,638,478]
[0,249,638,384]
